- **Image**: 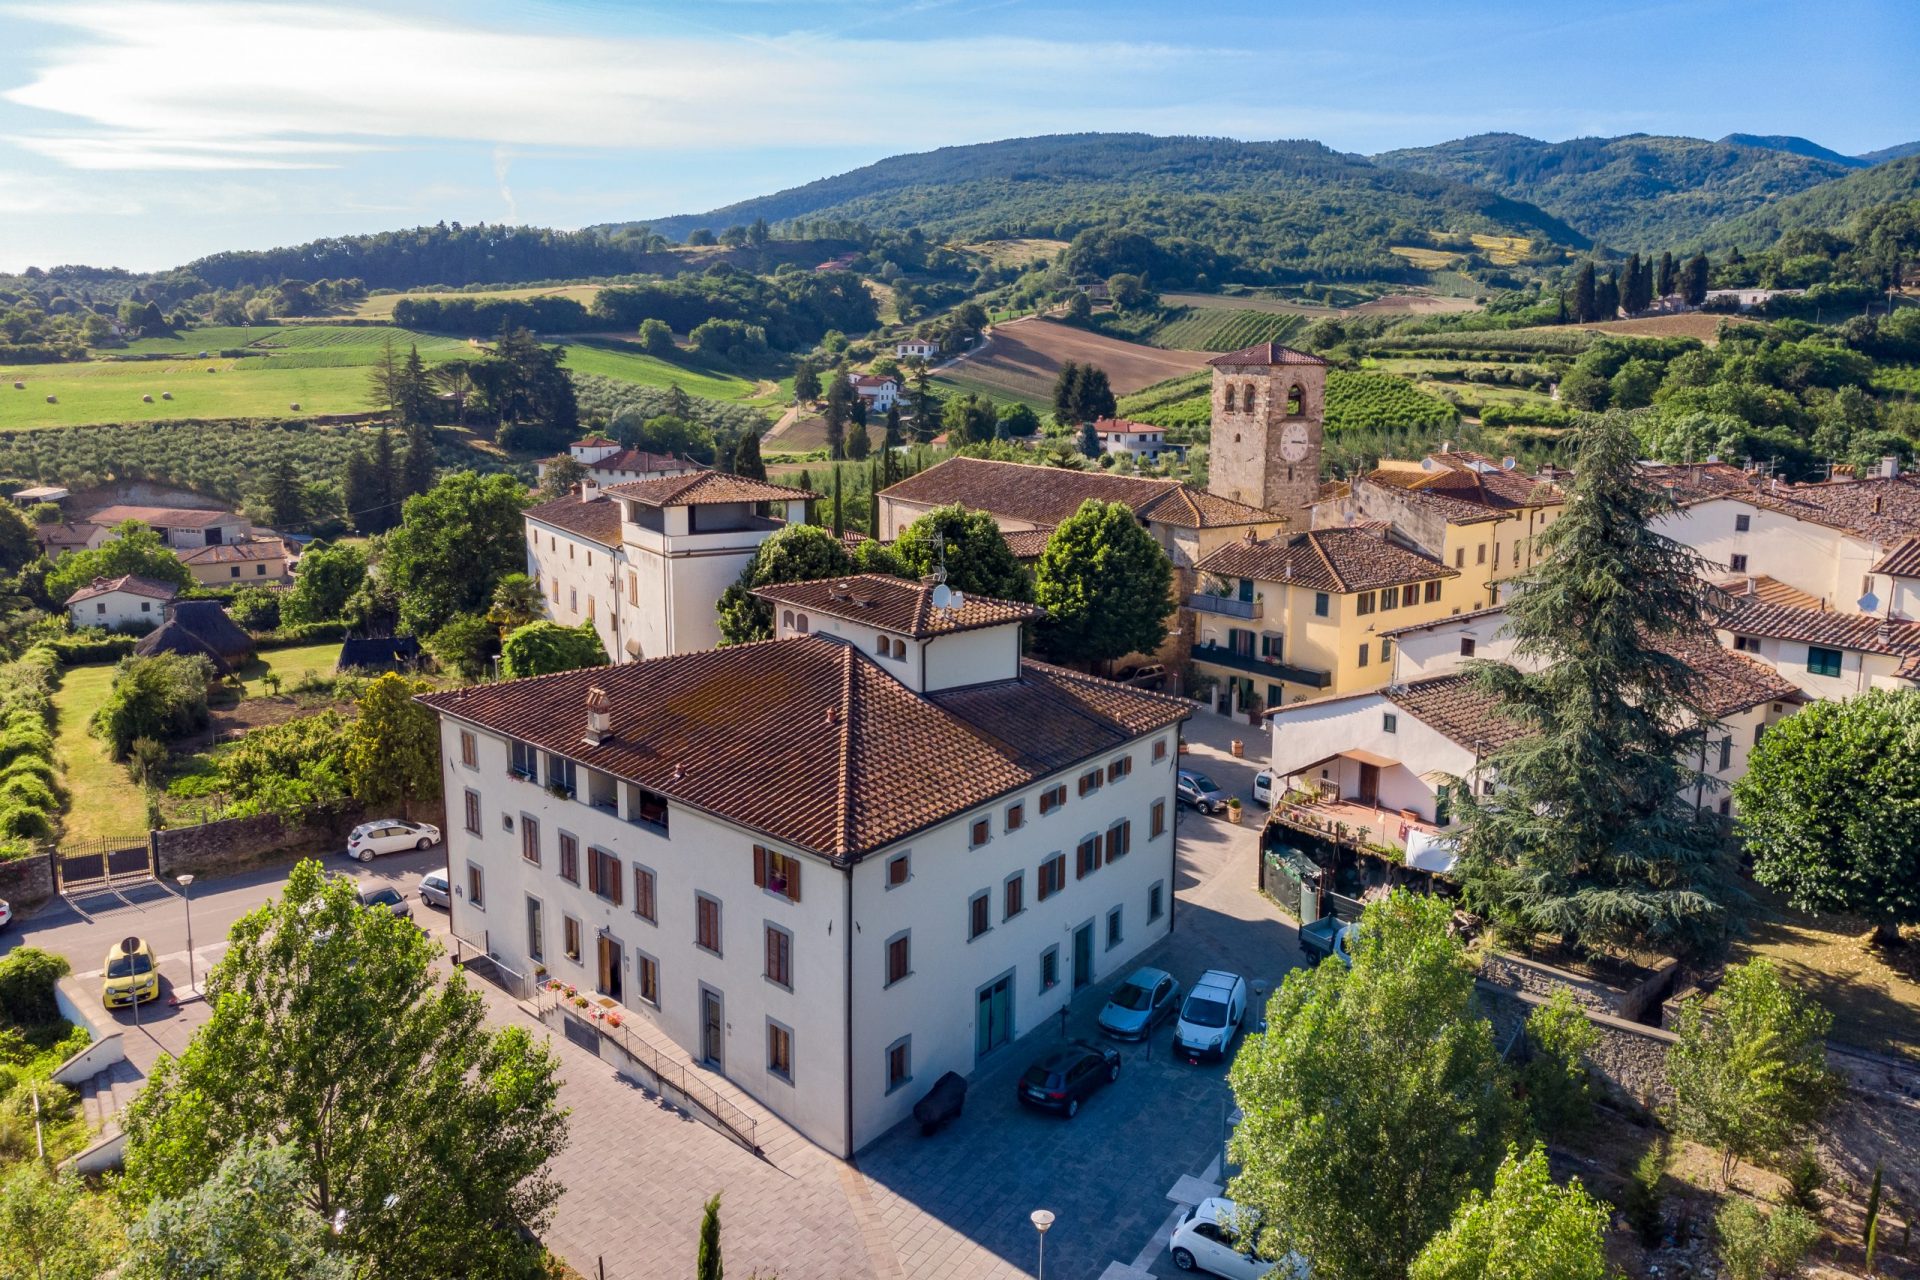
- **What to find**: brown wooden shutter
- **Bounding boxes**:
[787,858,800,903]
[753,845,767,889]
[587,850,599,895]
[609,854,623,906]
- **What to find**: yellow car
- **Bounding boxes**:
[102,935,160,1009]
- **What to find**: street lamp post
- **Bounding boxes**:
[1030,1209,1055,1280]
[178,873,199,1003]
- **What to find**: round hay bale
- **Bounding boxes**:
[45,395,57,404]
[141,394,153,403]
[11,381,22,390]
[289,402,301,411]
[206,367,217,373]
[197,351,209,358]
[161,391,173,400]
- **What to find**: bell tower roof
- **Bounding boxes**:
[1207,343,1328,368]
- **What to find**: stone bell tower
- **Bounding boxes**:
[1206,342,1329,531]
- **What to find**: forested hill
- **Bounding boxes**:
[1370,132,1860,250]
[1718,134,1870,169]
[1691,153,1920,252]
[608,133,1588,277]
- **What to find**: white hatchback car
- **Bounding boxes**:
[1170,1197,1307,1279]
[347,819,441,862]
[1252,771,1275,807]
[1173,969,1249,1062]
[417,869,451,910]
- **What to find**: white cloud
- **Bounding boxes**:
[1,2,1247,170]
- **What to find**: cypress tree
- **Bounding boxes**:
[732,428,767,481]
[1594,271,1620,321]
[866,461,881,539]
[830,467,844,539]
[1452,411,1742,958]
[401,418,436,498]
[1078,420,1102,459]
[1657,251,1676,300]
[1683,253,1710,306]
[1052,361,1083,426]
[847,406,871,460]
[1571,262,1597,323]
[344,443,379,534]
[367,427,401,533]
[1622,254,1643,315]
[697,1193,722,1280]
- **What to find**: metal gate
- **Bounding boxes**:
[55,834,153,893]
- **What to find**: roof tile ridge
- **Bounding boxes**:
[1305,529,1346,592]
[834,642,858,859]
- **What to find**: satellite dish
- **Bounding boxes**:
[931,584,952,610]
[1859,592,1881,614]
[949,590,965,611]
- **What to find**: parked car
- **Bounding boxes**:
[1016,1040,1121,1118]
[1173,970,1249,1062]
[347,819,441,862]
[357,885,412,920]
[101,935,159,1009]
[1121,663,1167,689]
[1098,966,1182,1040]
[1169,1197,1306,1279]
[1178,770,1229,815]
[1252,771,1274,806]
[0,897,11,930]
[417,869,451,910]
[912,1071,967,1135]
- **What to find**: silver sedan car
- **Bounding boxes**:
[1098,966,1182,1040]
[417,869,451,910]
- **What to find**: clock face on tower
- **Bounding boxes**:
[1279,421,1310,462]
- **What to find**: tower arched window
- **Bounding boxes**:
[795,612,810,634]
[1243,383,1257,409]
[1222,385,1236,412]
[781,609,794,630]
[1286,384,1304,416]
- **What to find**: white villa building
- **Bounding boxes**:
[848,374,900,412]
[523,472,814,662]
[536,436,706,492]
[421,573,1189,1156]
[1091,417,1178,463]
[65,573,178,631]
[895,338,939,361]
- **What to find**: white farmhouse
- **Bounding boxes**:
[524,473,815,663]
[65,574,178,632]
[1092,417,1177,462]
[895,338,939,361]
[536,436,706,493]
[420,573,1188,1156]
[848,374,899,412]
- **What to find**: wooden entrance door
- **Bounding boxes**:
[596,934,622,1003]
[1357,762,1381,806]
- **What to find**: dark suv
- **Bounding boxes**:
[1016,1040,1122,1118]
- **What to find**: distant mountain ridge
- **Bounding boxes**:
[603,133,1589,281]
[1718,134,1870,169]
[1858,140,1920,165]
[1371,131,1861,249]
[1692,152,1920,252]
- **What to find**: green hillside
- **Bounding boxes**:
[1690,154,1920,252]
[1144,309,1306,351]
[1372,132,1856,249]
[607,133,1587,286]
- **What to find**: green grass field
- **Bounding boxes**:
[236,642,347,698]
[929,370,1050,413]
[560,340,769,402]
[51,664,147,843]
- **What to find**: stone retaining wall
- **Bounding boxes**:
[1480,949,1681,1020]
[0,849,55,910]
[151,797,447,879]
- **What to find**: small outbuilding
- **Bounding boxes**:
[133,600,257,674]
[336,635,423,673]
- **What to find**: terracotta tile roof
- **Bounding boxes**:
[602,472,816,506]
[37,522,96,548]
[583,449,704,475]
[1716,597,1920,659]
[178,538,289,565]
[572,435,618,447]
[754,574,1045,638]
[1363,453,1564,520]
[1872,536,1920,579]
[850,374,898,389]
[1378,605,1508,638]
[881,456,1272,530]
[418,638,1190,860]
[1196,527,1456,594]
[1093,417,1165,436]
[1002,529,1053,560]
[1207,343,1327,367]
[524,494,624,547]
[65,573,179,604]
[1707,574,1823,610]
[87,504,242,529]
[1650,465,1920,545]
[1384,634,1798,751]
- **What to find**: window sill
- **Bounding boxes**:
[967,928,991,944]
[695,944,723,960]
[761,886,797,905]
[765,977,793,994]
[885,1076,913,1096]
[884,973,914,989]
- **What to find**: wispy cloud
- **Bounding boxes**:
[2,1,1242,170]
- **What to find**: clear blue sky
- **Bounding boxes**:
[1,0,1914,272]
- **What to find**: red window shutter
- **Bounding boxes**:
[753,845,767,889]
[787,859,800,903]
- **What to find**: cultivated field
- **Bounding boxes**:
[1349,293,1482,315]
[1161,291,1339,317]
[561,340,770,403]
[959,238,1070,267]
[1389,246,1462,270]
[1569,312,1752,342]
[351,283,606,321]
[1144,309,1306,352]
[935,318,1211,407]
[1469,233,1531,265]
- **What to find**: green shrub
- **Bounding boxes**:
[93,652,215,759]
[1522,989,1600,1136]
[46,634,138,664]
[0,755,55,791]
[0,947,71,1026]
[0,723,53,767]
[254,620,349,649]
[0,774,56,811]
[0,803,53,840]
[1716,1200,1820,1280]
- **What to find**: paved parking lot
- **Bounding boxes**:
[8,709,1303,1280]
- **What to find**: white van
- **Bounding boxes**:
[1173,969,1249,1062]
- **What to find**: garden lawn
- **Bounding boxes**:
[1732,887,1920,1062]
[237,642,346,697]
[51,663,147,844]
[560,341,768,402]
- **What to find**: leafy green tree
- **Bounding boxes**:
[538,453,590,500]
[697,1193,723,1280]
[122,861,566,1280]
[1052,360,1084,425]
[258,458,307,529]
[1521,990,1599,1137]
[424,613,498,680]
[0,1161,120,1280]
[716,524,854,645]
[214,710,351,821]
[45,519,192,603]
[1716,1200,1820,1280]
[1034,500,1172,670]
[636,317,674,355]
[1452,411,1740,957]
[612,411,712,461]
[0,502,36,579]
[1106,272,1154,312]
[487,573,545,631]
[792,361,821,404]
[229,586,282,633]
[997,402,1040,440]
[732,428,767,481]
[1078,420,1102,458]
[1668,959,1839,1185]
[124,1140,359,1280]
[1073,366,1116,423]
[94,652,214,759]
[1409,1145,1613,1280]
[1734,688,1920,944]
[1064,290,1092,321]
[345,674,442,815]
[499,621,608,679]
[894,504,1030,601]
[1229,890,1517,1280]
[281,541,368,626]
[1683,253,1711,306]
[382,472,528,635]
[941,392,995,446]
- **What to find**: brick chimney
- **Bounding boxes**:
[581,686,612,746]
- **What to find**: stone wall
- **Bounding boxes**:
[0,849,55,910]
[1478,980,1676,1106]
[151,797,448,880]
[1480,949,1681,1020]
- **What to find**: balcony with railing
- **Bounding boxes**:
[1191,642,1332,689]
[1269,786,1452,871]
[1187,592,1262,620]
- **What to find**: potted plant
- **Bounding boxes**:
[606,1011,623,1029]
[1227,797,1243,825]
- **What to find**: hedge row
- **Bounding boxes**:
[0,646,61,842]
[254,620,348,649]
[45,634,137,665]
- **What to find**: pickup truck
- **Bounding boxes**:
[1298,916,1356,967]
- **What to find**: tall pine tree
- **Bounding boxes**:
[1452,411,1741,958]
[401,419,437,499]
[367,426,401,533]
[396,344,436,426]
